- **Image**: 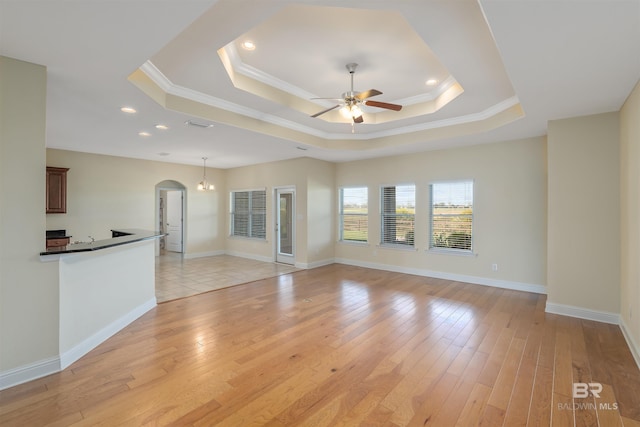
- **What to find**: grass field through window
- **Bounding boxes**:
[341,205,472,249]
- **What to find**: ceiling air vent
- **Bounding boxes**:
[184,120,214,128]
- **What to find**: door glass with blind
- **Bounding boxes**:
[430,181,473,252]
[380,184,415,246]
[339,187,368,243]
[276,188,295,264]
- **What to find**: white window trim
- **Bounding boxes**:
[339,186,369,244]
[230,189,267,240]
[380,183,416,248]
[428,179,474,254]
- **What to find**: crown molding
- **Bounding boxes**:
[222,43,459,107]
[223,43,321,102]
[139,61,521,142]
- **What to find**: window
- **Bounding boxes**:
[430,181,473,252]
[339,187,368,242]
[381,184,415,246]
[230,190,266,239]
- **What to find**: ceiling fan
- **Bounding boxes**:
[310,63,403,124]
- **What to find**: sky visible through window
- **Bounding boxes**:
[343,183,472,207]
[432,181,473,206]
[393,185,415,207]
[343,188,368,207]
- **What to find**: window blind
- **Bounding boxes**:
[231,190,266,239]
[381,184,415,246]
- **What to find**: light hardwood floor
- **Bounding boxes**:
[1,263,639,426]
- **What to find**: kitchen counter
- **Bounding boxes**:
[39,228,162,371]
[40,229,163,256]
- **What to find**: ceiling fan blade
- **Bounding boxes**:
[365,100,403,111]
[310,104,341,118]
[353,115,364,124]
[355,89,382,101]
[310,97,344,101]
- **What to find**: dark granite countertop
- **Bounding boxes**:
[40,229,164,256]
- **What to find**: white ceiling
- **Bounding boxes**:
[1,0,639,169]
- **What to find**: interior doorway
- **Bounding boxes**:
[165,191,184,253]
[275,187,295,264]
[156,180,186,255]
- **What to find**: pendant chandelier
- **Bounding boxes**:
[197,157,215,191]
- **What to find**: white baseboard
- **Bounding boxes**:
[0,356,61,391]
[620,318,640,371]
[295,258,335,269]
[185,250,328,268]
[225,250,273,263]
[334,257,546,295]
[0,297,157,391]
[545,302,620,325]
[60,297,157,369]
[183,250,225,259]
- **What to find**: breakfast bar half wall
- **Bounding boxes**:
[40,229,163,370]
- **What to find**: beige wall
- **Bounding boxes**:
[46,149,225,256]
[547,112,620,315]
[224,157,335,266]
[620,80,640,354]
[3,52,638,383]
[305,158,336,266]
[335,137,547,289]
[0,57,59,373]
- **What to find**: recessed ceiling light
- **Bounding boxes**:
[120,106,137,113]
[241,40,256,51]
[296,146,308,151]
[155,124,169,130]
[426,79,438,86]
[138,131,151,137]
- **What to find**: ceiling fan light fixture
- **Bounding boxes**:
[350,105,363,119]
[310,62,402,123]
[339,105,362,120]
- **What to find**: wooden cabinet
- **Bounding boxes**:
[46,167,69,214]
[46,237,70,249]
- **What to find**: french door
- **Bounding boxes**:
[275,188,295,264]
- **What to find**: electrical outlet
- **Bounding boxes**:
[491,263,498,272]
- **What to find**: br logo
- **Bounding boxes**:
[573,382,602,398]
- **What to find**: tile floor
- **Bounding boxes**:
[155,252,300,303]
